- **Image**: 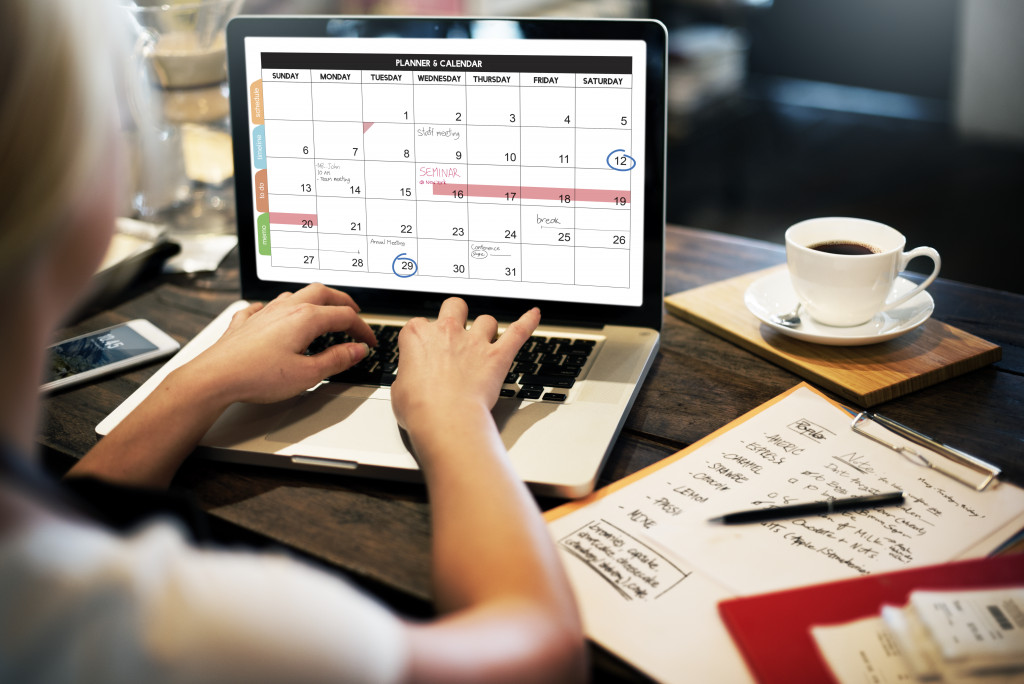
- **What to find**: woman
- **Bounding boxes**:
[0,1,585,682]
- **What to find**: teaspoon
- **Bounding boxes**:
[772,302,802,328]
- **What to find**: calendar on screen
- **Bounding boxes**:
[243,36,647,306]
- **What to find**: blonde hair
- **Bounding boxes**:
[0,0,121,282]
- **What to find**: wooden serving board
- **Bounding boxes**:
[665,266,1002,407]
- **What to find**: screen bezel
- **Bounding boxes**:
[227,16,666,330]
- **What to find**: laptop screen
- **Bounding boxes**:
[228,18,666,328]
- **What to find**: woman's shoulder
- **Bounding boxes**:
[0,498,410,684]
[0,495,180,583]
[0,504,163,681]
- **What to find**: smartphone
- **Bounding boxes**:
[41,319,180,392]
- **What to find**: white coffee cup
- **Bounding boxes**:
[785,217,941,327]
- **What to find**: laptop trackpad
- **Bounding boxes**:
[264,387,410,457]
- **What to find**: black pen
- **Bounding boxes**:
[708,491,905,524]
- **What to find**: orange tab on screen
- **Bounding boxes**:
[250,79,263,124]
[254,169,268,212]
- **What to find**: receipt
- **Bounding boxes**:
[910,588,1024,669]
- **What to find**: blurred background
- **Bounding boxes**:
[241,0,1023,294]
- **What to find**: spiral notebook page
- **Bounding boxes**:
[545,383,1024,684]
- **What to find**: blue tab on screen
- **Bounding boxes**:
[252,125,266,169]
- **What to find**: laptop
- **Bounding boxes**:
[98,15,667,498]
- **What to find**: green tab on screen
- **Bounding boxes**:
[257,213,271,255]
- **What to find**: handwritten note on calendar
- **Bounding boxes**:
[545,383,1024,684]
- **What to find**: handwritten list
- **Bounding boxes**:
[546,384,1024,684]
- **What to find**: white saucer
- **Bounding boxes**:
[744,269,934,346]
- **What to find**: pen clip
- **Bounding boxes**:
[850,412,1000,492]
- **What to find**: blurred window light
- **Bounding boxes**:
[446,23,470,39]
[469,20,524,40]
[760,77,947,122]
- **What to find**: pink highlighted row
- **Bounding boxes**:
[433,183,629,204]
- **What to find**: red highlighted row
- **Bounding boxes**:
[269,212,318,227]
[432,183,629,204]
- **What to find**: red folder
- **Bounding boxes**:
[718,554,1024,684]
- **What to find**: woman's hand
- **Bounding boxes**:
[390,297,539,436]
[69,284,376,489]
[184,283,377,405]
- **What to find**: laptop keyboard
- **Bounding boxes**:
[305,324,597,402]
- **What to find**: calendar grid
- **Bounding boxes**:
[255,52,638,289]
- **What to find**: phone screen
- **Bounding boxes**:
[45,324,159,382]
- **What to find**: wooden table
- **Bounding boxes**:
[39,225,1024,681]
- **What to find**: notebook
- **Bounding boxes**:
[98,16,668,498]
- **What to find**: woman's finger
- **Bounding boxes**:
[436,297,469,326]
[469,314,499,341]
[308,341,370,378]
[301,305,378,347]
[495,308,541,355]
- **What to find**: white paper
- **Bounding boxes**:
[547,386,1024,684]
[911,589,1024,665]
[811,616,916,684]
[554,520,751,683]
[164,233,237,273]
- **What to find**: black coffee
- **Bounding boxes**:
[809,240,879,256]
